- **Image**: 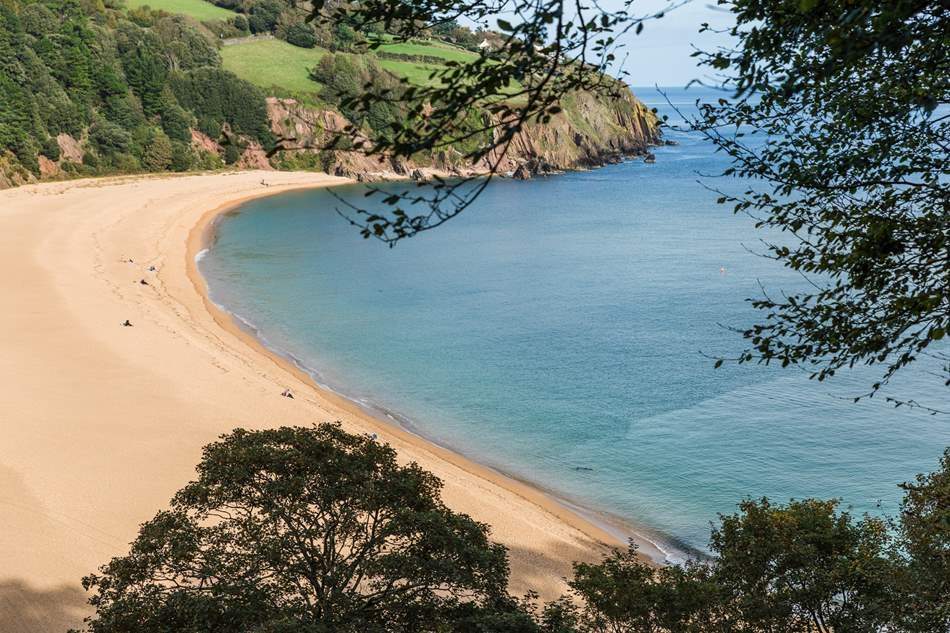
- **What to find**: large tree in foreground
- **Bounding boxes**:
[74,427,949,632]
[75,423,511,633]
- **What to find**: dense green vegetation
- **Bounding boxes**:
[0,0,520,183]
[0,0,275,180]
[75,424,950,632]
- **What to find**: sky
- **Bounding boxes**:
[464,0,738,87]
[614,1,737,87]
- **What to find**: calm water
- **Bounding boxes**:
[200,87,949,560]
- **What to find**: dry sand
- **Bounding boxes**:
[0,171,628,632]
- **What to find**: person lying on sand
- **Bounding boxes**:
[122,320,133,327]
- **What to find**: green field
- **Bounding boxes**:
[376,40,478,65]
[125,0,236,21]
[222,39,326,95]
[222,38,474,95]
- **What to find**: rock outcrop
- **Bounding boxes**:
[265,86,660,181]
[0,86,659,189]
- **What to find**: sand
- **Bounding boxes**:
[0,171,632,632]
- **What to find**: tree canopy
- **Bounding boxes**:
[75,428,950,633]
[690,0,949,406]
[76,423,510,633]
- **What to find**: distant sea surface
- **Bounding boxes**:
[200,87,949,560]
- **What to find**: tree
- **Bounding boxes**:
[284,22,317,48]
[892,449,950,631]
[568,549,728,633]
[169,67,273,146]
[141,128,172,170]
[246,0,283,34]
[120,36,169,118]
[563,451,950,633]
[76,423,511,633]
[89,119,133,156]
[689,0,949,405]
[707,498,894,633]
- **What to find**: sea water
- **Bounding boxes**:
[199,87,950,560]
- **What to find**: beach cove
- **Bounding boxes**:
[0,171,637,633]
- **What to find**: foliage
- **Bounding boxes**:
[0,0,274,179]
[41,136,61,161]
[284,21,316,48]
[894,449,950,631]
[309,53,406,139]
[141,127,173,170]
[89,119,134,155]
[169,66,273,145]
[688,0,949,404]
[75,423,511,633]
[159,99,193,142]
[246,0,282,34]
[564,455,950,633]
[169,139,194,170]
[151,15,222,71]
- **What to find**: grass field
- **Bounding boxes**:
[222,38,470,94]
[376,40,478,65]
[125,0,236,21]
[221,36,500,98]
[375,40,479,86]
[222,39,326,95]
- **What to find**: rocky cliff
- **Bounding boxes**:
[0,87,660,188]
[265,86,661,181]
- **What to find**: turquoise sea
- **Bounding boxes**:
[199,87,949,561]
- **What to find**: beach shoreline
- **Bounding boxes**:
[0,171,652,632]
[187,179,679,566]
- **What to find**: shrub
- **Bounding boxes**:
[89,120,133,156]
[141,128,173,171]
[41,136,61,161]
[169,140,193,171]
[284,22,316,48]
[223,141,241,164]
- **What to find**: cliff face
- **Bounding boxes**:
[0,88,659,189]
[266,86,660,181]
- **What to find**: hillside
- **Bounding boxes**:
[0,0,659,188]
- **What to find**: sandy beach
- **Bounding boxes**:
[0,171,629,632]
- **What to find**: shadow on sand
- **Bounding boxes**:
[0,579,88,633]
